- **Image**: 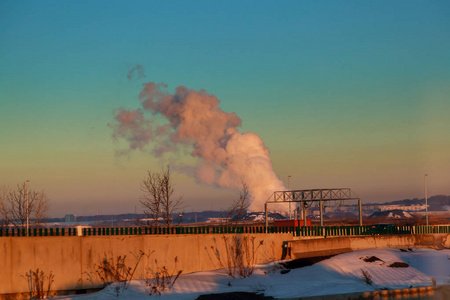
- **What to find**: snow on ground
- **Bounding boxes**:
[56,248,450,300]
[387,211,413,218]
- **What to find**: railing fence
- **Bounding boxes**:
[0,225,449,237]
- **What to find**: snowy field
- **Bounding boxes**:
[56,248,450,300]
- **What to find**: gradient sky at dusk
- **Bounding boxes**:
[1,1,449,217]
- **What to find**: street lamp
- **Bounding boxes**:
[288,175,291,219]
[26,180,29,237]
[424,174,428,226]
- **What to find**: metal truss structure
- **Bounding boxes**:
[264,188,363,229]
[271,188,358,203]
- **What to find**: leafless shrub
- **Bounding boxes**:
[211,235,264,278]
[145,256,182,295]
[361,269,373,285]
[209,181,263,278]
[23,268,54,299]
[92,251,144,296]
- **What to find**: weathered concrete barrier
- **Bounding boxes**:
[288,234,450,259]
[0,233,291,296]
[2,233,449,298]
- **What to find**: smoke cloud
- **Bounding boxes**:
[111,82,285,211]
[110,109,153,151]
[127,64,146,80]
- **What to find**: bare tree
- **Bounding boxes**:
[160,167,182,228]
[34,190,49,228]
[140,171,162,229]
[226,180,251,227]
[140,167,183,228]
[0,185,10,228]
[7,182,34,227]
[6,182,49,228]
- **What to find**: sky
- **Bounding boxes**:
[1,1,449,217]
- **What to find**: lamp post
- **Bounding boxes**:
[424,174,428,226]
[288,175,291,219]
[26,180,29,237]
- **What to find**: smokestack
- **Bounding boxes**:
[110,80,285,211]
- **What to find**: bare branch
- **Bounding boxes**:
[34,191,49,228]
[0,186,10,228]
[160,167,183,228]
[5,182,50,228]
[226,179,251,227]
[139,167,183,228]
[140,171,162,228]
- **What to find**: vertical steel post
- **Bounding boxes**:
[319,198,323,227]
[358,199,363,226]
[425,174,428,226]
[288,175,291,219]
[303,201,307,227]
[264,203,268,233]
[26,180,29,237]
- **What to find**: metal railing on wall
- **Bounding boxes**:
[0,225,449,238]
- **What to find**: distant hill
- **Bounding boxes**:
[180,210,225,223]
[232,212,286,222]
[324,211,358,219]
[365,195,450,211]
[382,195,450,211]
[48,210,286,225]
[48,195,449,224]
[369,210,413,219]
[47,213,146,223]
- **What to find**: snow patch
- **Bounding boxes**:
[54,248,450,300]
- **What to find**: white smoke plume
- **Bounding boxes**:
[111,82,285,211]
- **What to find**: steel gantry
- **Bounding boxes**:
[264,188,363,231]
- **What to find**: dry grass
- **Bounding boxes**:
[91,252,144,296]
[23,268,54,299]
[210,235,264,278]
[145,256,182,295]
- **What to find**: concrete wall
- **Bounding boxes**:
[288,234,450,259]
[0,233,291,295]
[2,233,449,297]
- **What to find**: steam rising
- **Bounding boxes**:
[127,64,146,80]
[111,81,284,211]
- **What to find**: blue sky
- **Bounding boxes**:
[1,1,449,216]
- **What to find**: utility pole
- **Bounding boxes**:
[424,174,428,226]
[26,180,29,237]
[288,175,291,219]
[264,203,268,233]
